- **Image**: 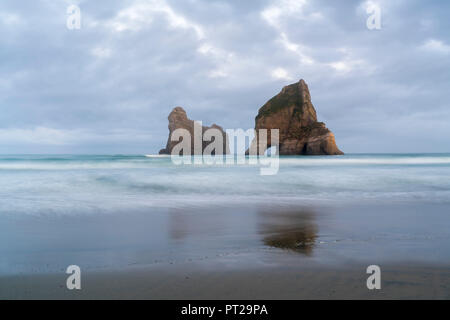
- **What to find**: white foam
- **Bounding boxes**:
[278,157,450,165]
[145,154,170,158]
[1,154,450,216]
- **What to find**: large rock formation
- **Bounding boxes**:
[248,79,343,155]
[159,107,229,155]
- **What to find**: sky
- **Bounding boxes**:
[0,0,449,154]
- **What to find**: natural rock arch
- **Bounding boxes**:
[248,79,343,156]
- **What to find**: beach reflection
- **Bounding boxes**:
[166,206,319,256]
[257,209,318,255]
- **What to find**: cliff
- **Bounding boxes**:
[248,79,343,155]
[159,107,229,155]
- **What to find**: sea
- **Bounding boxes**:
[1,153,450,275]
[1,153,450,214]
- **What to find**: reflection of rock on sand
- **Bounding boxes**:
[258,209,318,255]
[167,206,319,256]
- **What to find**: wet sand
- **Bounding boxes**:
[2,259,450,299]
[1,203,450,299]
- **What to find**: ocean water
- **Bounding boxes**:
[1,154,450,275]
[0,154,450,216]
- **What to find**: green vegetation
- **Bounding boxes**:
[256,84,304,119]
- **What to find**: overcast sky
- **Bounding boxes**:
[1,0,449,154]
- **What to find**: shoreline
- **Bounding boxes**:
[2,258,450,299]
[2,201,450,299]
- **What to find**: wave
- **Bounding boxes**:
[1,154,450,216]
[278,157,450,165]
[1,154,450,170]
[145,154,170,158]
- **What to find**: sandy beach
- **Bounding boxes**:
[1,202,450,299]
[2,259,450,299]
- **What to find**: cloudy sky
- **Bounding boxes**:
[1,0,449,154]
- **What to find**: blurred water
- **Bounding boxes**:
[1,154,450,275]
[1,154,450,216]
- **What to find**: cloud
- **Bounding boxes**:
[91,46,112,58]
[0,12,21,25]
[0,125,157,154]
[261,0,308,29]
[271,68,293,81]
[260,0,317,68]
[0,127,72,146]
[104,0,205,39]
[0,0,449,153]
[197,43,235,78]
[278,32,315,66]
[0,127,153,146]
[421,39,450,54]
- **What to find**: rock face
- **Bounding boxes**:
[159,107,229,155]
[248,79,343,155]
